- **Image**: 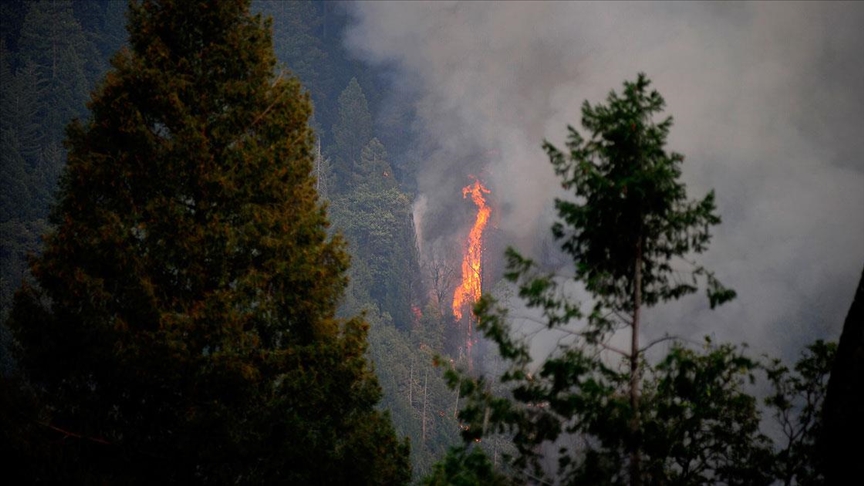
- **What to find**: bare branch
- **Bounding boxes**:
[41,422,112,445]
[597,340,630,358]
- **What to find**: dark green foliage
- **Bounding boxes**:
[18,0,95,146]
[544,72,734,325]
[444,317,829,485]
[367,311,462,478]
[766,340,836,485]
[431,75,828,485]
[641,343,774,484]
[424,446,516,486]
[335,77,374,159]
[331,138,417,330]
[255,1,388,157]
[327,134,445,476]
[1,2,104,350]
[253,4,442,476]
[4,0,409,483]
[532,74,735,483]
[331,77,374,191]
[519,80,736,484]
[72,0,129,73]
[0,0,123,329]
[0,79,46,365]
[0,49,45,171]
[257,0,329,127]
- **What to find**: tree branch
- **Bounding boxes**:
[42,422,112,445]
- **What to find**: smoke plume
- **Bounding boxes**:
[345,2,864,360]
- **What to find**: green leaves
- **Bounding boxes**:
[328,140,417,329]
[639,343,774,485]
[705,269,737,309]
[546,73,731,316]
[5,1,409,483]
[429,75,766,485]
[764,340,835,485]
[424,446,516,486]
[331,77,374,191]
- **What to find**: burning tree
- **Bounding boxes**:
[452,178,492,370]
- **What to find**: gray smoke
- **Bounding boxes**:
[345,2,864,361]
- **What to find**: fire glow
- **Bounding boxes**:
[452,178,491,322]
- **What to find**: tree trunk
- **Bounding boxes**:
[820,266,864,482]
[422,369,428,445]
[315,139,321,193]
[454,387,459,419]
[408,358,413,407]
[629,239,643,486]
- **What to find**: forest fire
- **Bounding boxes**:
[452,178,491,367]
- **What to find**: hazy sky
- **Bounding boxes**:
[345,1,864,360]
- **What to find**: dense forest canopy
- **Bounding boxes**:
[1,1,862,484]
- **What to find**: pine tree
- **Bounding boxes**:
[5,0,409,483]
[1,1,95,323]
[330,137,416,329]
[259,0,329,109]
[439,74,740,485]
[358,137,397,192]
[1,40,48,363]
[331,76,374,190]
[18,0,94,147]
[543,73,734,485]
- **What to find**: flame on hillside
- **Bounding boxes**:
[452,178,491,367]
[452,179,491,320]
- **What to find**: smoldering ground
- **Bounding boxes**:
[345,1,864,362]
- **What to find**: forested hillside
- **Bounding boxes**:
[1,1,861,485]
[1,0,128,370]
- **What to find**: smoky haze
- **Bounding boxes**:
[344,2,864,361]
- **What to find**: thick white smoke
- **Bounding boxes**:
[345,2,864,360]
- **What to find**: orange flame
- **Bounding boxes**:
[452,179,491,321]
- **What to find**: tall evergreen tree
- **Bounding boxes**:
[18,0,94,147]
[330,137,416,328]
[71,0,130,82]
[5,0,409,483]
[257,0,330,119]
[1,41,48,358]
[543,73,734,485]
[439,74,739,485]
[331,76,374,190]
[0,2,100,324]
